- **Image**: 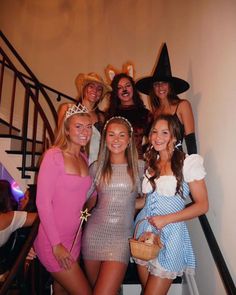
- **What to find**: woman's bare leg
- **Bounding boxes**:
[137,264,149,290]
[52,281,67,295]
[93,261,128,295]
[144,275,172,295]
[51,262,92,295]
[83,259,102,287]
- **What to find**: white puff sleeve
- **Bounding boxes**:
[183,154,206,183]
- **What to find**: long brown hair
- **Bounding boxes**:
[149,82,180,114]
[108,73,146,117]
[145,114,185,197]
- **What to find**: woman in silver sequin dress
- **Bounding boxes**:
[82,116,145,295]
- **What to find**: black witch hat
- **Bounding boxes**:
[136,43,190,95]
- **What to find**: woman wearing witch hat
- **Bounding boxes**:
[136,43,197,154]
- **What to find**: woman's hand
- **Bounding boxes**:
[52,243,74,270]
[26,247,37,260]
[147,215,169,230]
[18,191,30,210]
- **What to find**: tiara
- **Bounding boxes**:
[65,103,89,120]
[104,116,133,133]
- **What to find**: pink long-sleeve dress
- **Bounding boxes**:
[34,147,92,272]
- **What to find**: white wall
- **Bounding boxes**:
[187,219,227,295]
[1,0,236,289]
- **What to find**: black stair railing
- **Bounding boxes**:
[0,31,57,124]
[0,47,53,179]
[0,30,75,180]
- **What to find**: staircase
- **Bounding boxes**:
[0,30,75,192]
[0,30,77,294]
[0,135,42,192]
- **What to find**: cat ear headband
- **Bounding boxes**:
[105,61,135,84]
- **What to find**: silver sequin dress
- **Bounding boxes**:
[82,160,145,264]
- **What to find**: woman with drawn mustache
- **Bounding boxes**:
[107,73,153,160]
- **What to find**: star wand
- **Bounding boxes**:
[70,208,91,253]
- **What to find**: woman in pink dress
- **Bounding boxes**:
[34,104,93,295]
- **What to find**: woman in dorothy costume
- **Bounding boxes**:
[133,114,209,295]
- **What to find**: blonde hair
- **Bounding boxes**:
[95,117,139,191]
[53,112,91,150]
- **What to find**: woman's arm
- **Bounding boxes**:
[18,190,30,210]
[57,103,69,127]
[170,179,208,221]
[84,193,97,212]
[179,99,195,135]
[148,179,208,229]
[52,243,74,270]
[179,100,197,154]
[36,150,62,246]
[23,212,38,227]
[135,195,146,210]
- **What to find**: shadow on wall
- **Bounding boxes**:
[203,149,224,232]
[186,62,201,146]
[16,0,77,49]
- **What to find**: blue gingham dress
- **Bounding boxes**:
[133,154,206,279]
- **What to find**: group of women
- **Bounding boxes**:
[34,43,208,295]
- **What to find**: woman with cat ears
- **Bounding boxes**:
[82,116,145,295]
[105,63,153,160]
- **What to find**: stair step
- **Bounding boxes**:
[6,150,42,155]
[122,283,182,295]
[17,166,39,172]
[0,134,43,143]
[0,134,44,153]
[17,167,38,182]
[0,117,20,134]
[5,152,41,168]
